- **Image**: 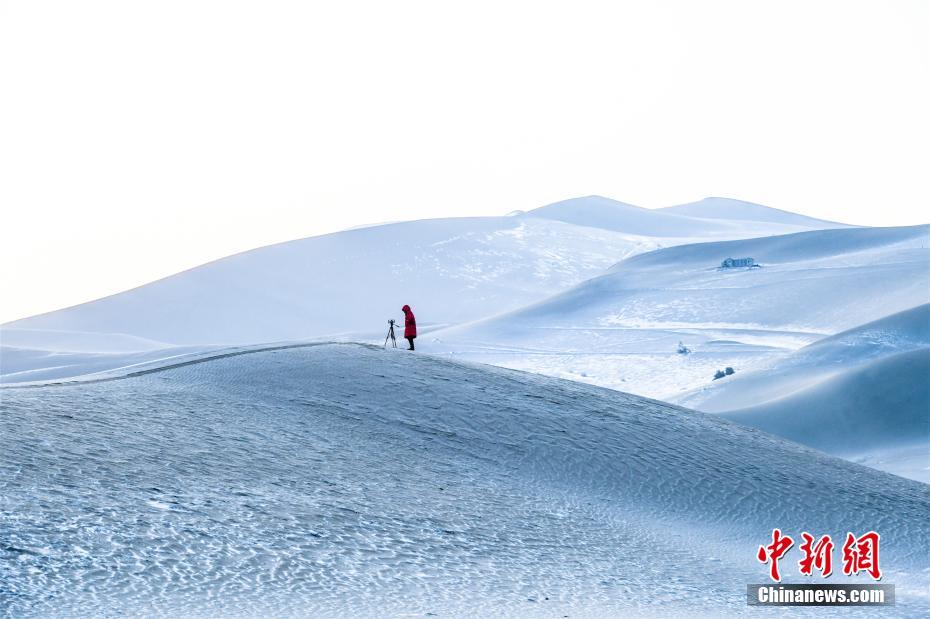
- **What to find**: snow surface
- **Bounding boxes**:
[526,195,852,236]
[429,225,930,397]
[670,305,930,483]
[424,227,929,481]
[679,303,930,413]
[0,344,224,384]
[0,196,843,354]
[659,197,850,228]
[720,348,930,480]
[0,328,172,353]
[2,343,929,617]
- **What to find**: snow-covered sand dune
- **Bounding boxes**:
[4,215,637,348]
[430,225,930,401]
[0,328,172,353]
[0,196,841,351]
[721,348,930,481]
[523,195,848,236]
[2,344,928,617]
[673,305,930,482]
[659,196,850,228]
[589,224,930,334]
[0,344,226,384]
[680,303,930,413]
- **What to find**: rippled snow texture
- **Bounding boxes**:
[2,344,929,617]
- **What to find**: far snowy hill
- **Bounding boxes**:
[593,224,930,331]
[1,196,838,353]
[523,195,846,236]
[430,225,930,401]
[0,215,652,348]
[660,196,851,228]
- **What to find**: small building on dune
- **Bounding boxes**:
[720,257,757,269]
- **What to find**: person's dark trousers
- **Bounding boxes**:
[406,337,415,350]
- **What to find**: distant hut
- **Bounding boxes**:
[720,257,756,269]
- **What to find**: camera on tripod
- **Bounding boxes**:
[384,318,398,348]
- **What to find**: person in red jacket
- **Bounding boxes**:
[402,304,417,350]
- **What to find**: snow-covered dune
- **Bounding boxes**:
[523,195,836,236]
[721,348,930,481]
[0,344,224,384]
[660,196,850,228]
[2,344,928,617]
[0,328,172,353]
[0,196,842,351]
[7,215,640,347]
[674,305,930,482]
[680,303,930,413]
[430,225,930,401]
[0,329,186,384]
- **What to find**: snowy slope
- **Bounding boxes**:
[677,305,930,482]
[679,303,930,413]
[0,344,227,384]
[0,328,172,353]
[2,343,928,617]
[1,215,658,348]
[523,195,837,236]
[660,197,850,228]
[0,196,844,380]
[719,348,930,481]
[430,225,930,401]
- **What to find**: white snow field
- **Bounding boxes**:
[425,226,930,482]
[0,328,172,353]
[0,344,228,385]
[678,305,930,482]
[2,344,928,618]
[429,225,930,402]
[659,196,850,228]
[677,303,930,413]
[0,196,841,381]
[720,348,930,482]
[520,195,848,236]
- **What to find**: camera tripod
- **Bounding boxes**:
[384,319,398,348]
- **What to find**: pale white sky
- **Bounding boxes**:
[1,0,928,324]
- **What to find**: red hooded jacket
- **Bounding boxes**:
[402,305,417,338]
